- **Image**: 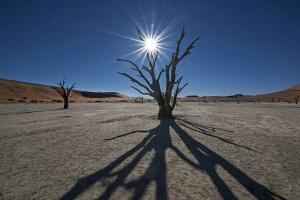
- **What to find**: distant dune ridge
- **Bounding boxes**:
[0,78,299,103]
[0,78,131,103]
[182,84,300,103]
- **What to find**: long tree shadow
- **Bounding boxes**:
[61,119,285,200]
[176,119,261,153]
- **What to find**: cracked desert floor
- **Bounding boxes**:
[0,102,299,200]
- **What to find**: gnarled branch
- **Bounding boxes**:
[117,59,152,88]
[118,72,153,95]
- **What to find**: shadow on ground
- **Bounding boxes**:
[61,119,285,200]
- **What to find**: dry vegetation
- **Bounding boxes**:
[0,102,299,199]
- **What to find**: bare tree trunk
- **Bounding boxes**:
[156,95,173,119]
[64,98,69,109]
[158,106,173,119]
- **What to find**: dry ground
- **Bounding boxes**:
[0,102,299,200]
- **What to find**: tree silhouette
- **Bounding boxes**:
[61,119,285,200]
[118,27,198,119]
[53,78,76,109]
[295,89,300,104]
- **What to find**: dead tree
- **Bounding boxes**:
[118,27,198,119]
[295,89,300,104]
[53,78,76,109]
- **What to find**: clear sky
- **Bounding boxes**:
[0,0,299,96]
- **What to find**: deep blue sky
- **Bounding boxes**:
[0,0,299,96]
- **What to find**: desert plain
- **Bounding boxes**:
[0,102,299,200]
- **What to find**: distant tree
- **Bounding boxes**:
[53,78,76,109]
[295,96,299,104]
[295,89,300,104]
[118,27,198,119]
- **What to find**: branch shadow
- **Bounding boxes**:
[176,119,261,153]
[61,119,285,200]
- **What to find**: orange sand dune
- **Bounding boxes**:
[0,78,132,103]
[182,83,300,103]
[257,84,300,102]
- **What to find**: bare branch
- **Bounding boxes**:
[157,69,165,81]
[56,81,67,97]
[136,27,145,41]
[178,38,199,62]
[67,83,77,96]
[130,86,151,96]
[117,59,152,88]
[142,66,151,74]
[53,86,64,97]
[175,26,186,59]
[179,83,188,93]
[118,72,153,94]
[171,78,189,110]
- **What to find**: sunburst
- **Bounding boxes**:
[108,21,176,64]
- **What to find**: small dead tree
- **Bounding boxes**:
[118,27,198,119]
[53,78,76,109]
[295,89,300,104]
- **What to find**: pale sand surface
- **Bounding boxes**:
[0,102,299,199]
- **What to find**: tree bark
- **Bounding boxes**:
[158,106,173,119]
[64,99,69,109]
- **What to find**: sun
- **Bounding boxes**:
[109,21,175,63]
[143,37,159,53]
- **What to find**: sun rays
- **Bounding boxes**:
[106,7,184,65]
